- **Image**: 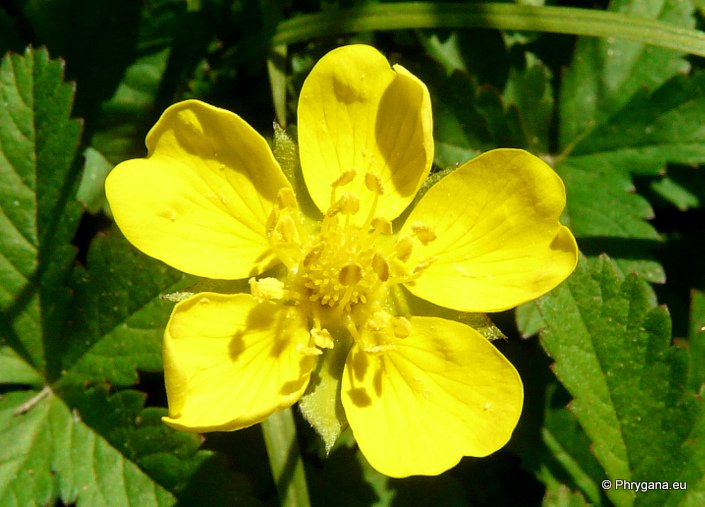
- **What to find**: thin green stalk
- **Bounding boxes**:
[272,2,705,57]
[261,408,311,507]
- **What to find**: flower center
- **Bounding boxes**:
[288,172,386,315]
[259,171,436,352]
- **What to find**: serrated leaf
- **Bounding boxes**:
[424,70,507,168]
[559,0,693,149]
[556,160,664,282]
[566,71,705,176]
[57,231,188,387]
[503,52,554,154]
[0,47,82,378]
[0,390,175,507]
[650,172,702,211]
[537,255,704,506]
[1,48,250,506]
[516,301,544,338]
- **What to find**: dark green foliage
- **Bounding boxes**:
[2,0,705,505]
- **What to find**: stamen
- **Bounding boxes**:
[327,193,360,217]
[311,328,334,349]
[412,257,437,275]
[411,221,437,245]
[371,217,393,235]
[394,236,414,262]
[250,277,287,302]
[339,263,363,286]
[303,244,324,267]
[333,170,356,187]
[392,317,412,338]
[277,215,299,244]
[296,343,323,356]
[277,187,298,209]
[364,173,384,195]
[265,208,279,237]
[371,253,389,281]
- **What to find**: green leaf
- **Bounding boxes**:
[56,231,188,387]
[503,52,554,154]
[0,47,82,378]
[556,160,664,282]
[516,301,544,338]
[688,291,705,393]
[537,255,704,506]
[565,71,705,176]
[0,346,43,386]
[76,147,113,214]
[0,390,175,506]
[650,171,703,211]
[535,387,606,506]
[424,70,506,168]
[0,48,252,506]
[542,484,590,507]
[559,0,693,149]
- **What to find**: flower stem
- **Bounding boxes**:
[271,2,705,57]
[261,408,311,507]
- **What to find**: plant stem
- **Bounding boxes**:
[272,2,705,57]
[261,408,311,507]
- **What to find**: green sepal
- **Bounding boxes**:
[272,123,321,221]
[298,329,352,454]
[388,285,506,341]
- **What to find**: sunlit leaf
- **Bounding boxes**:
[537,255,705,506]
[559,0,693,149]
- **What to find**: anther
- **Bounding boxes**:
[394,236,414,262]
[412,257,437,275]
[277,215,299,243]
[411,222,437,245]
[249,277,287,301]
[340,193,360,215]
[372,253,389,281]
[277,187,298,209]
[332,170,356,187]
[339,263,363,286]
[296,343,323,356]
[392,317,412,338]
[303,244,323,267]
[364,173,384,195]
[327,193,360,217]
[371,217,393,235]
[311,328,334,349]
[265,208,279,236]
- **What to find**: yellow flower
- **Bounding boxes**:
[105,44,578,478]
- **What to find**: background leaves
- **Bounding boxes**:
[1,0,705,505]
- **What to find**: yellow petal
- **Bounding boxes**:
[342,316,523,478]
[298,45,433,220]
[162,293,316,432]
[105,100,290,279]
[401,149,578,312]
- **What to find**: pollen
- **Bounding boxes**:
[264,172,433,337]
